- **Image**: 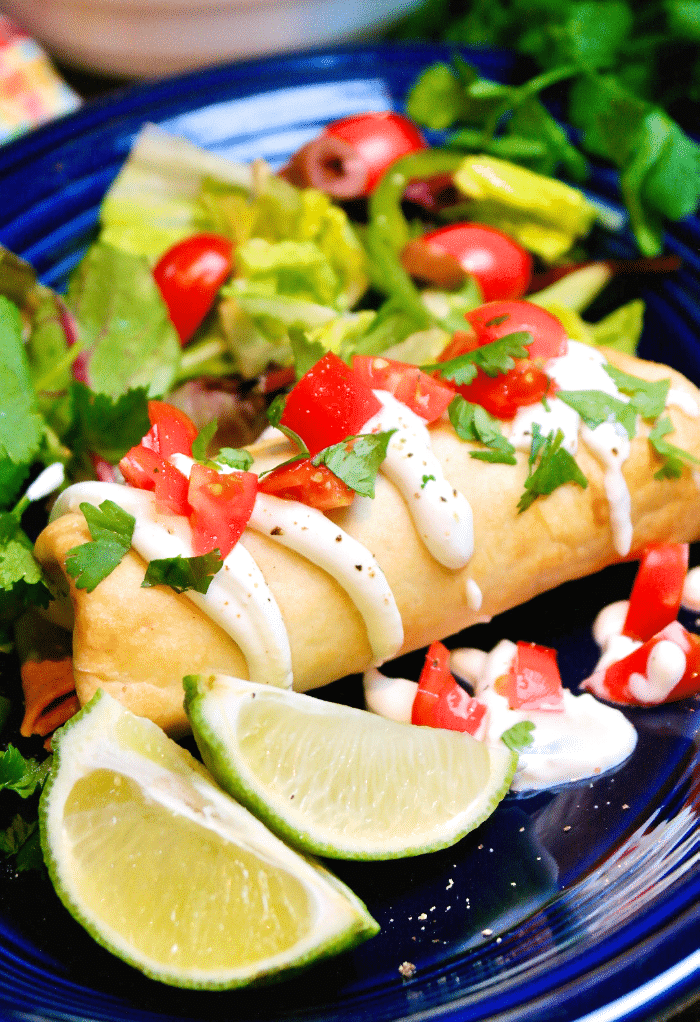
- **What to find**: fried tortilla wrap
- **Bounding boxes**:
[34,348,700,735]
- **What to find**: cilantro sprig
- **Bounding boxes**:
[422,331,531,387]
[500,720,535,753]
[448,395,517,464]
[65,500,135,593]
[518,425,588,513]
[142,551,223,595]
[649,416,700,480]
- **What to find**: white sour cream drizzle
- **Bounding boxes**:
[509,341,635,555]
[363,390,474,569]
[450,641,637,791]
[169,454,404,667]
[50,481,294,689]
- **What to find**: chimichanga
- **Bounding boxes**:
[34,346,700,736]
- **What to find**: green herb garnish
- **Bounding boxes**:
[518,425,588,512]
[65,500,135,592]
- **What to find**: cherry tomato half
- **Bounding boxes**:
[187,464,258,559]
[465,300,568,362]
[421,224,532,302]
[623,543,689,642]
[119,445,191,517]
[143,400,199,459]
[505,641,565,711]
[153,233,233,345]
[352,355,454,422]
[259,459,355,511]
[280,352,382,457]
[411,641,487,735]
[324,112,427,194]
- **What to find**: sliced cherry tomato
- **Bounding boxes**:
[465,300,568,361]
[153,233,233,345]
[505,642,565,711]
[143,400,199,459]
[351,355,454,422]
[598,621,700,705]
[280,352,382,457]
[118,445,191,516]
[187,464,258,558]
[324,112,427,194]
[421,224,532,302]
[622,543,689,642]
[259,459,354,511]
[411,641,487,735]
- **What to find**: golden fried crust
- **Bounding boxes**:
[34,347,700,733]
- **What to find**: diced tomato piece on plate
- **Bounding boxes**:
[506,641,565,711]
[622,543,689,642]
[411,641,487,735]
[601,620,700,705]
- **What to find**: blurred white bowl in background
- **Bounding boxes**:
[0,0,423,79]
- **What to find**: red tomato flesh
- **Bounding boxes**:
[153,233,233,345]
[602,621,700,705]
[324,112,427,194]
[421,224,532,302]
[411,641,487,736]
[118,445,191,517]
[465,300,568,361]
[458,362,555,420]
[280,352,382,457]
[506,642,565,711]
[622,543,689,642]
[259,459,354,511]
[351,355,454,422]
[144,400,199,459]
[187,464,258,558]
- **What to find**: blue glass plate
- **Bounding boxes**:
[1,42,700,1022]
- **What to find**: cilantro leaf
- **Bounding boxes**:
[557,389,638,439]
[603,365,670,419]
[0,746,50,798]
[0,815,44,872]
[312,431,395,498]
[142,551,222,595]
[500,720,535,753]
[648,415,700,479]
[0,513,51,625]
[518,427,588,513]
[423,332,531,386]
[66,382,151,463]
[448,395,517,464]
[0,295,45,508]
[65,500,135,592]
[216,448,254,471]
[191,420,218,463]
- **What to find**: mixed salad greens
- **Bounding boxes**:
[0,50,697,878]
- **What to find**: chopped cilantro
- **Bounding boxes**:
[422,331,531,386]
[65,383,151,463]
[0,745,50,798]
[518,426,588,513]
[312,431,395,498]
[501,720,535,753]
[449,395,517,464]
[648,415,700,479]
[557,389,637,439]
[603,365,670,419]
[216,448,254,472]
[142,551,223,595]
[421,474,436,488]
[65,500,135,592]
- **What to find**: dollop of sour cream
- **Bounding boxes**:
[451,640,637,791]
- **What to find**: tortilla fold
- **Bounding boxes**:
[34,349,700,735]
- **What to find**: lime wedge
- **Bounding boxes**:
[39,690,378,989]
[184,674,517,860]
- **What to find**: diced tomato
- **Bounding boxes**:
[119,445,191,516]
[351,355,454,422]
[506,642,565,711]
[411,641,487,735]
[420,224,532,302]
[465,300,568,361]
[259,459,355,511]
[144,400,199,459]
[324,112,427,194]
[601,620,700,705]
[458,362,555,420]
[187,464,258,558]
[280,352,382,457]
[153,233,233,344]
[622,543,689,642]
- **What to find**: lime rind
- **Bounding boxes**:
[184,674,517,861]
[39,689,378,990]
